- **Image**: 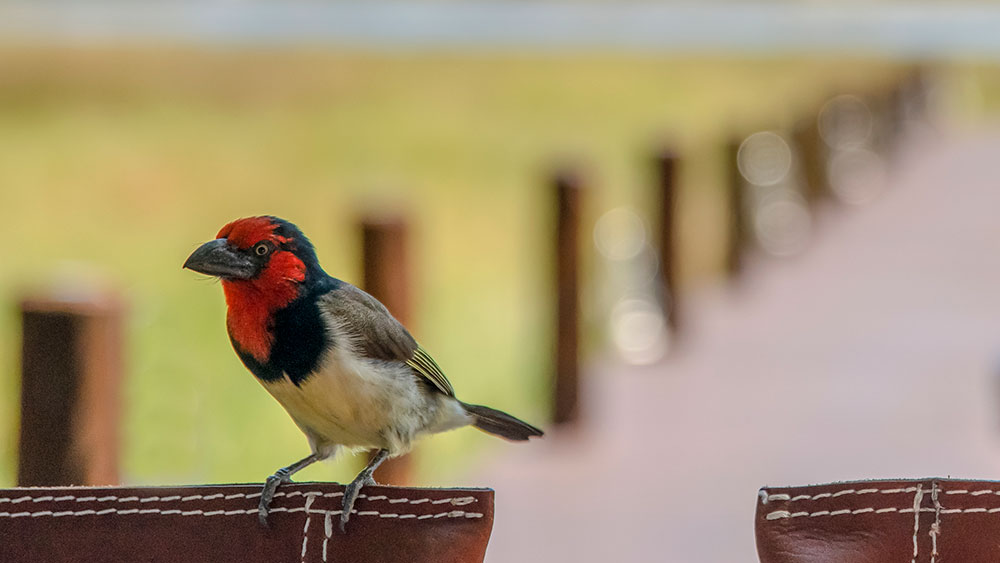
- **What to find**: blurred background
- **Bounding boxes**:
[4,1,1000,561]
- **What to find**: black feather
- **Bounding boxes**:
[231,218,339,386]
[462,402,544,441]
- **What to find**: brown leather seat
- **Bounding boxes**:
[757,478,1000,562]
[0,482,493,563]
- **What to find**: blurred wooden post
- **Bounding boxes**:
[18,293,123,487]
[553,169,582,425]
[725,138,747,277]
[900,66,929,125]
[654,150,679,332]
[361,216,414,485]
[793,113,829,205]
[884,66,930,151]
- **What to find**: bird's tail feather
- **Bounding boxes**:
[462,402,544,441]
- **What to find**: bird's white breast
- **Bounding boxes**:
[260,345,420,453]
[259,314,471,457]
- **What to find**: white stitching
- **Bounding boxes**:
[322,512,333,563]
[930,482,941,563]
[0,491,474,506]
[0,506,484,520]
[0,492,264,504]
[365,494,476,506]
[335,509,483,520]
[764,487,918,504]
[300,496,315,563]
[765,486,1000,505]
[0,490,484,528]
[944,489,1000,496]
[912,484,924,563]
[911,484,924,563]
[765,507,936,520]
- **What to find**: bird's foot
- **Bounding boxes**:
[339,475,367,533]
[258,468,292,527]
[339,448,389,533]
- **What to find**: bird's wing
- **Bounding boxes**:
[406,346,455,397]
[319,283,456,397]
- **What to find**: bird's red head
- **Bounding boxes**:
[184,216,318,362]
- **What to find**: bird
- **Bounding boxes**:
[183,215,543,531]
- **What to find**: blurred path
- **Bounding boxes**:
[465,131,1000,562]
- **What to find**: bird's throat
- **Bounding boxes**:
[222,275,302,363]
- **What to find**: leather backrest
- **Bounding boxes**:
[757,478,1000,562]
[0,482,494,563]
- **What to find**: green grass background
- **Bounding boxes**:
[0,47,988,487]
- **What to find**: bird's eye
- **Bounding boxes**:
[253,242,271,256]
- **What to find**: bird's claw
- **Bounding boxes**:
[339,475,377,533]
[258,472,289,527]
[338,512,349,533]
[339,480,359,532]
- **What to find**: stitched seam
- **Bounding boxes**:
[0,492,306,504]
[765,507,934,520]
[367,495,476,506]
[301,495,315,563]
[317,509,482,520]
[765,487,918,503]
[911,484,924,563]
[930,482,940,563]
[0,507,484,519]
[942,489,1000,496]
[0,492,476,507]
[765,506,1000,519]
[323,512,333,563]
[765,487,1000,505]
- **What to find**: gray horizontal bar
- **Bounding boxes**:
[2,1,1000,57]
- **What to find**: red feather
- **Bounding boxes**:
[217,216,291,250]
[218,217,305,362]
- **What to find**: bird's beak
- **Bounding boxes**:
[183,239,257,280]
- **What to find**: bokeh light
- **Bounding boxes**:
[818,95,874,150]
[593,207,647,262]
[594,207,667,364]
[610,297,668,365]
[738,131,793,186]
[754,189,812,256]
[827,147,888,205]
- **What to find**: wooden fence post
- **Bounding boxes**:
[553,169,582,425]
[883,66,930,153]
[654,150,679,332]
[793,112,829,205]
[725,138,747,278]
[18,292,123,487]
[361,215,414,485]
